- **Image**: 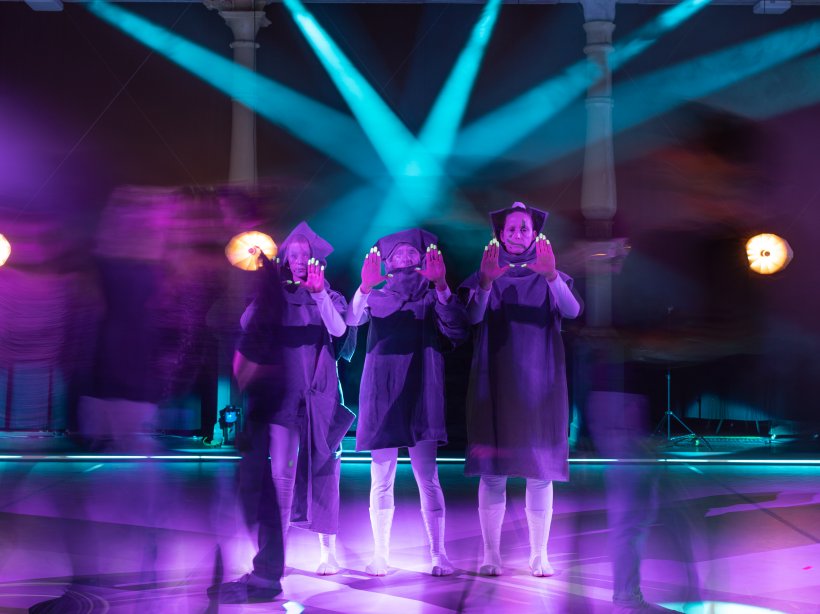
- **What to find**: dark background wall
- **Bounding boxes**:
[1,1,819,436]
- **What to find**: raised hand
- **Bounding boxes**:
[479,239,510,290]
[527,233,557,280]
[360,247,387,294]
[416,244,448,291]
[304,257,326,293]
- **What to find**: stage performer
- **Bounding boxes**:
[459,202,581,577]
[210,222,354,604]
[347,229,469,577]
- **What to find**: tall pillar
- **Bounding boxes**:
[580,0,617,329]
[203,1,269,444]
[205,0,270,185]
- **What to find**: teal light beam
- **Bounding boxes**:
[612,20,820,135]
[501,18,820,180]
[354,0,504,255]
[609,0,712,70]
[420,0,504,160]
[451,0,713,173]
[704,50,820,120]
[282,0,441,181]
[87,0,381,179]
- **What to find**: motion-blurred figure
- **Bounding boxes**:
[209,222,354,604]
[580,105,769,612]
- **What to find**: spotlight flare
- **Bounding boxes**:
[0,233,10,267]
[225,231,277,271]
[746,233,792,275]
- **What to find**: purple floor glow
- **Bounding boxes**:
[0,460,817,612]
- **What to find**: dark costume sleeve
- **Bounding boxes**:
[327,289,357,362]
[434,293,470,349]
[458,272,481,302]
[236,258,284,366]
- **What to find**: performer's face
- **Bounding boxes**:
[501,211,534,254]
[385,243,421,271]
[286,237,311,281]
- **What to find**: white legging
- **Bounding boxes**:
[478,475,553,511]
[370,441,445,512]
[268,424,300,528]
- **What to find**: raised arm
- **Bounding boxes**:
[527,234,580,318]
[547,275,581,318]
[416,245,469,345]
[466,239,508,324]
[304,258,346,337]
[346,287,371,327]
[346,248,386,326]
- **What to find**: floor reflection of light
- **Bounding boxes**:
[662,601,787,613]
[283,601,305,614]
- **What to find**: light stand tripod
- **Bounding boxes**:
[651,307,710,448]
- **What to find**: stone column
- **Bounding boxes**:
[206,0,270,185]
[203,1,269,443]
[580,0,617,329]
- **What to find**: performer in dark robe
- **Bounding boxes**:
[459,202,581,578]
[347,228,469,576]
[210,222,354,604]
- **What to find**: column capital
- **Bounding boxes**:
[203,0,269,12]
[579,0,616,23]
[204,1,271,42]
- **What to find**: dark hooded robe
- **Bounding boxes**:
[237,221,354,534]
[459,205,578,482]
[353,229,469,452]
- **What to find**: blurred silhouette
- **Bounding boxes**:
[578,105,770,612]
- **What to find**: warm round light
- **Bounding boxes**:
[225,231,277,271]
[746,233,792,275]
[0,233,10,267]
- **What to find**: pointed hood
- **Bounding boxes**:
[375,228,438,261]
[367,228,436,315]
[489,201,548,242]
[279,221,333,266]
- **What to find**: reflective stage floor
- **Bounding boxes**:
[0,455,818,613]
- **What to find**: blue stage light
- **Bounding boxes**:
[86,0,380,179]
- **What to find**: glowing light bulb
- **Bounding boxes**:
[225,231,277,271]
[0,234,11,267]
[746,233,792,275]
